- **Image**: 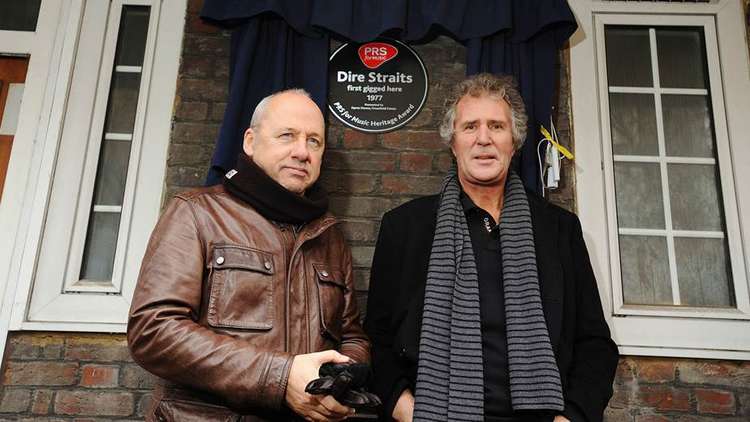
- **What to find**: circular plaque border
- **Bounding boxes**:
[327,38,429,134]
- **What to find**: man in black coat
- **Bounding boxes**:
[364,74,618,422]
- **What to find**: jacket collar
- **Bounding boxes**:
[297,212,338,241]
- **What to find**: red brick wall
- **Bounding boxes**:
[3,337,749,421]
[1,1,749,420]
[0,333,152,419]
[606,358,750,421]
[164,0,229,201]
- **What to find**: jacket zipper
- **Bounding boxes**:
[278,225,295,353]
[283,217,337,353]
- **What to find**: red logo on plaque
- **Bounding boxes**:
[358,42,398,69]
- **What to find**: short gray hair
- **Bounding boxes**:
[439,73,528,151]
[249,88,313,128]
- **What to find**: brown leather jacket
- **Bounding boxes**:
[127,185,370,421]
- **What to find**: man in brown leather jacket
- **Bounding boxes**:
[128,89,370,422]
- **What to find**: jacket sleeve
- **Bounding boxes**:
[364,213,411,419]
[338,233,371,364]
[563,215,620,422]
[127,197,293,413]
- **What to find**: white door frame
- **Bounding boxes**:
[0,0,77,362]
[0,0,186,357]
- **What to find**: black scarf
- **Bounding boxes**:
[222,154,328,224]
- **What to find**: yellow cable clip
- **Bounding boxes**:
[540,125,574,160]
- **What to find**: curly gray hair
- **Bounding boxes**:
[439,73,528,151]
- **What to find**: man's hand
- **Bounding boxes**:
[286,350,354,421]
[554,416,571,422]
[392,389,414,422]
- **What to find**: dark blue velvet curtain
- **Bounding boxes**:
[201,0,576,191]
[466,0,576,191]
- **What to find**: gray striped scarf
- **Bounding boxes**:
[413,170,564,421]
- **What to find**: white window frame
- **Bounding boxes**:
[61,0,159,295]
[598,15,748,318]
[0,0,186,344]
[569,0,750,360]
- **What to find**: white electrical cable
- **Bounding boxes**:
[537,138,548,198]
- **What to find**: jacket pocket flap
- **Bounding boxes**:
[312,264,346,289]
[209,245,274,274]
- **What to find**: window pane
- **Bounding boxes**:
[80,212,121,281]
[668,164,724,231]
[0,0,42,31]
[79,6,151,282]
[609,93,659,156]
[92,140,131,206]
[620,235,672,305]
[656,28,707,89]
[115,6,150,67]
[605,26,653,87]
[614,162,665,229]
[662,95,715,158]
[675,237,734,307]
[104,73,141,133]
[603,23,738,313]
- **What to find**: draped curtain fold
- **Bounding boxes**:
[466,0,576,191]
[201,0,576,191]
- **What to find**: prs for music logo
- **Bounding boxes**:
[357,42,398,69]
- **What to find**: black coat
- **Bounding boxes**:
[364,192,619,422]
